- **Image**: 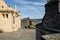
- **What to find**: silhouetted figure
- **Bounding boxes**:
[25,26,27,29]
[28,26,30,29]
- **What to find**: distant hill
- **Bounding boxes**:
[31,19,42,21]
[31,19,42,23]
[21,19,42,23]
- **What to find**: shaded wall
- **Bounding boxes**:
[42,0,60,29]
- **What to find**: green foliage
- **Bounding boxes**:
[30,25,36,29]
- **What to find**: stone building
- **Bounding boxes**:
[35,0,60,35]
[21,17,32,29]
[42,0,60,29]
[0,0,21,32]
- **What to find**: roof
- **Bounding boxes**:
[0,0,18,13]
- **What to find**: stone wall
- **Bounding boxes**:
[0,12,21,32]
[21,17,32,29]
[42,0,60,30]
[0,0,21,32]
[0,13,13,32]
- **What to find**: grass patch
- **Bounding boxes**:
[30,25,36,29]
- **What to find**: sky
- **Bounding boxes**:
[4,0,47,19]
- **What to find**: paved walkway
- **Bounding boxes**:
[0,29,36,40]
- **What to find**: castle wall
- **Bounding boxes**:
[42,0,60,30]
[0,0,21,32]
[0,13,21,32]
[13,13,21,31]
[0,13,5,32]
[4,13,13,32]
[0,13,14,32]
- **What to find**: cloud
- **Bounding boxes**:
[20,7,44,19]
[19,6,44,14]
[11,0,45,19]
[12,0,46,6]
[32,2,46,6]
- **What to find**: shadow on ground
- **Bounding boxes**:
[36,23,60,40]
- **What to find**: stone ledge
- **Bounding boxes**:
[42,33,60,40]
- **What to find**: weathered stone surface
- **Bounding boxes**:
[42,33,60,40]
[0,0,21,32]
[40,0,60,40]
[42,0,60,30]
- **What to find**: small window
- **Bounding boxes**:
[6,14,8,18]
[13,16,15,24]
[2,6,4,8]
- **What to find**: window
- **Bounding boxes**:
[6,14,8,18]
[15,14,18,17]
[2,6,4,8]
[13,16,15,24]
